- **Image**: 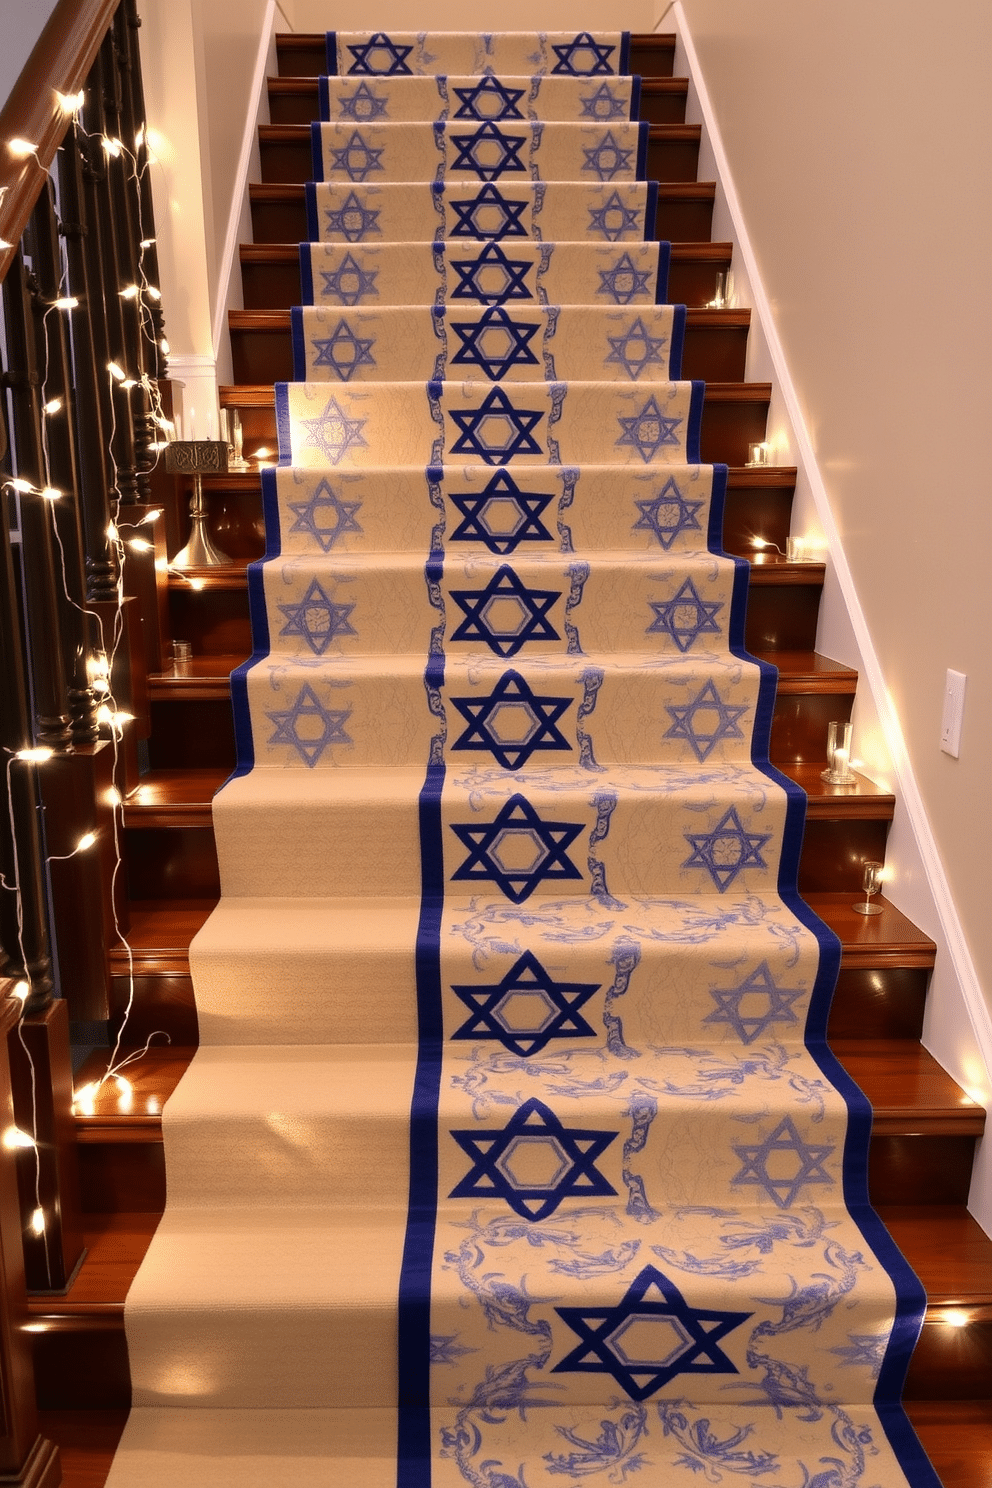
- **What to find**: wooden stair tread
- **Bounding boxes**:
[219,379,772,406]
[71,1042,981,1141]
[170,463,800,492]
[239,238,735,264]
[29,1216,159,1314]
[248,179,717,201]
[781,763,894,815]
[229,306,752,330]
[258,121,701,144]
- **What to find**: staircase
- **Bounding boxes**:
[35,31,992,1487]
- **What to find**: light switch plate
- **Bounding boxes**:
[940,669,966,758]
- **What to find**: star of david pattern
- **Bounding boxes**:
[449,184,529,239]
[450,793,584,903]
[311,318,376,380]
[597,251,652,304]
[449,243,534,303]
[551,33,618,75]
[704,960,806,1044]
[344,33,413,74]
[580,83,629,120]
[664,679,747,760]
[553,1265,752,1401]
[605,316,668,380]
[450,669,572,770]
[336,82,389,120]
[265,683,352,767]
[449,565,561,656]
[588,189,642,241]
[319,252,379,305]
[450,122,527,180]
[277,578,357,655]
[323,191,381,242]
[682,806,773,892]
[732,1115,836,1208]
[449,306,540,379]
[451,949,597,1056]
[299,396,368,464]
[448,471,553,554]
[616,395,684,462]
[449,387,544,464]
[647,577,724,651]
[633,477,704,549]
[449,1097,617,1220]
[582,130,635,181]
[452,77,526,121]
[327,130,385,182]
[287,480,362,552]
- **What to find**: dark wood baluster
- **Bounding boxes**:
[83,41,138,505]
[1,257,72,753]
[28,181,99,745]
[59,121,119,604]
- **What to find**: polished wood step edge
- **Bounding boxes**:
[229,306,753,330]
[218,379,773,407]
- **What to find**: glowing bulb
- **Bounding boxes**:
[0,238,13,251]
[3,1127,35,1150]
[76,832,96,851]
[146,286,161,301]
[29,1208,45,1236]
[92,677,111,696]
[106,522,119,542]
[112,712,134,736]
[121,378,137,390]
[119,284,140,300]
[89,653,110,679]
[253,447,272,458]
[41,487,60,501]
[140,508,164,523]
[146,1096,161,1115]
[74,1082,98,1114]
[160,337,170,356]
[752,538,769,550]
[102,136,122,158]
[128,537,152,552]
[8,138,38,160]
[43,397,63,415]
[96,704,113,726]
[55,89,85,114]
[11,982,29,1002]
[52,296,78,311]
[189,576,206,591]
[134,126,145,149]
[942,1309,969,1329]
[15,747,53,763]
[140,238,156,249]
[9,478,34,493]
[108,362,126,381]
[106,787,122,807]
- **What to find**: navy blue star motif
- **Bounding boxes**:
[597,252,652,305]
[449,387,545,464]
[682,806,772,892]
[345,34,413,75]
[633,477,704,549]
[582,130,635,181]
[580,83,629,121]
[324,191,381,242]
[265,683,352,767]
[450,565,561,657]
[451,669,572,770]
[452,949,597,1056]
[311,317,376,381]
[449,1097,616,1219]
[664,680,747,761]
[551,33,618,76]
[450,793,584,903]
[319,252,379,305]
[450,243,534,304]
[448,471,553,554]
[452,76,526,121]
[336,82,389,120]
[327,130,384,182]
[450,122,527,180]
[553,1265,752,1401]
[647,577,723,651]
[589,190,641,242]
[450,306,540,379]
[605,317,668,380]
[616,396,684,462]
[287,479,363,552]
[704,960,805,1045]
[732,1116,835,1208]
[299,396,368,464]
[277,578,357,655]
[449,184,529,239]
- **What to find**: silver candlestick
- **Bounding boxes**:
[165,440,232,568]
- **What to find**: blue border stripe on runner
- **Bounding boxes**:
[325,32,338,76]
[655,240,671,303]
[290,306,307,380]
[299,244,315,305]
[228,466,281,780]
[318,75,330,122]
[274,383,293,463]
[669,303,686,378]
[685,379,704,463]
[630,74,641,119]
[644,180,658,240]
[305,183,320,242]
[635,120,648,180]
[310,121,325,182]
[619,32,631,74]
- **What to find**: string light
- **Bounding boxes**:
[29,1208,46,1236]
[128,537,153,552]
[9,478,34,493]
[7,138,39,160]
[40,487,60,502]
[55,90,85,115]
[52,296,78,311]
[14,747,53,763]
[3,1127,36,1150]
[119,284,140,300]
[107,362,126,382]
[101,136,123,158]
[43,397,63,415]
[11,982,29,1003]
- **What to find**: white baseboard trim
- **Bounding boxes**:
[670,0,992,1227]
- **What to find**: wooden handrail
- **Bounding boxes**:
[0,0,119,282]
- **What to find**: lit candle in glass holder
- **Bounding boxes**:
[822,720,856,785]
[747,442,770,467]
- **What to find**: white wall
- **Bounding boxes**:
[0,0,60,110]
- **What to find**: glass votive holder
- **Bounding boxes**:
[821,720,856,785]
[710,269,734,308]
[747,442,770,467]
[172,640,192,676]
[786,536,806,562]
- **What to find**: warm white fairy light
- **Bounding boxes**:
[15,747,53,763]
[9,478,34,493]
[40,487,60,502]
[106,786,122,807]
[128,537,153,552]
[76,832,96,851]
[3,1127,36,1150]
[160,337,170,356]
[106,522,119,542]
[146,285,161,301]
[102,136,123,158]
[140,237,155,249]
[107,362,126,381]
[52,296,78,311]
[11,981,29,1003]
[119,284,140,300]
[29,1208,46,1236]
[7,138,39,160]
[43,397,63,415]
[55,89,85,115]
[73,1082,98,1115]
